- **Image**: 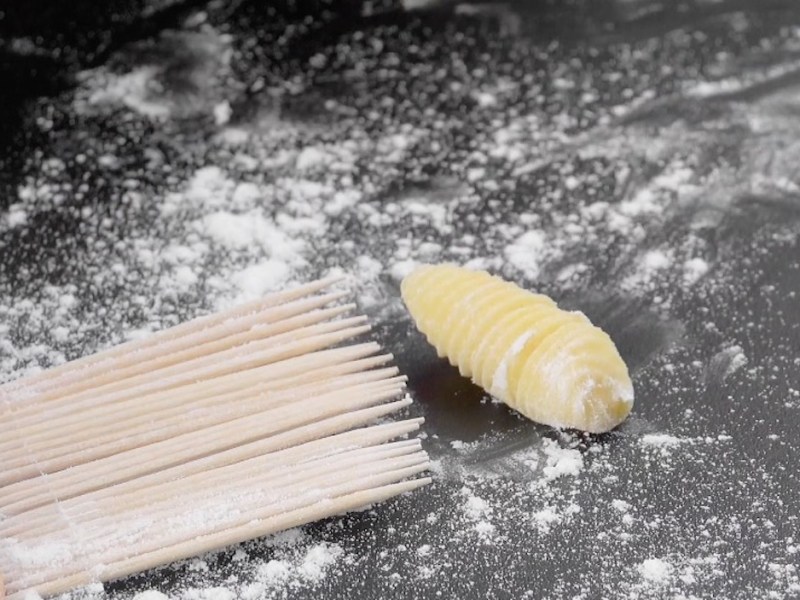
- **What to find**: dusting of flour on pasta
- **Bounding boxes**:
[489,330,534,397]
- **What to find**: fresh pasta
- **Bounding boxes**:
[401,264,634,433]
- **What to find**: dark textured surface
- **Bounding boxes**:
[1,1,800,598]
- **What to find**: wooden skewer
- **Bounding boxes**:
[0,275,344,395]
[4,355,398,450]
[4,292,352,403]
[0,377,407,486]
[6,459,430,590]
[0,276,429,599]
[14,368,404,458]
[1,435,423,537]
[28,308,364,410]
[4,327,386,466]
[0,343,386,436]
[2,453,429,584]
[6,442,426,540]
[0,327,376,458]
[6,478,432,600]
[2,316,370,426]
[0,411,423,515]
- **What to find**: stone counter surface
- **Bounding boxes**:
[1,2,799,598]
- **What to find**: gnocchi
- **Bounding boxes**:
[401,264,634,433]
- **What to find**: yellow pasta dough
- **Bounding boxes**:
[401,264,634,433]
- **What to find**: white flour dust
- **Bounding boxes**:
[2,6,799,600]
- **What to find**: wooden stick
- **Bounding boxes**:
[0,276,343,396]
[0,327,375,456]
[0,377,406,487]
[0,324,380,474]
[38,376,403,466]
[27,308,362,411]
[5,356,397,452]
[6,478,431,599]
[7,460,430,591]
[2,454,429,583]
[14,368,404,458]
[7,442,426,540]
[0,279,430,600]
[4,292,352,404]
[1,436,422,536]
[0,343,386,435]
[0,410,422,515]
[1,315,370,427]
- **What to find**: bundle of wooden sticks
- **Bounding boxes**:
[0,276,429,600]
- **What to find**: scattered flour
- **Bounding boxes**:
[213,101,232,126]
[128,535,346,600]
[639,433,685,448]
[257,559,291,583]
[531,506,563,533]
[5,204,28,229]
[638,557,673,583]
[199,210,303,253]
[459,487,496,542]
[85,66,171,119]
[684,59,800,99]
[227,260,295,304]
[295,147,330,171]
[622,248,675,292]
[132,592,169,600]
[181,587,235,600]
[540,438,584,482]
[504,231,546,279]
[297,543,344,582]
[708,344,749,383]
[389,259,419,283]
[611,499,632,513]
[683,257,710,285]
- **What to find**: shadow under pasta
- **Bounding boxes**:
[410,357,536,446]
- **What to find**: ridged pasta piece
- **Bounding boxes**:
[401,264,634,433]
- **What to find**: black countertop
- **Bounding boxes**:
[1,1,799,599]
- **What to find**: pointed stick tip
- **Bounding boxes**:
[368,353,393,365]
[377,397,411,412]
[322,289,352,301]
[317,273,347,286]
[324,304,355,316]
[336,320,370,332]
[391,417,423,431]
